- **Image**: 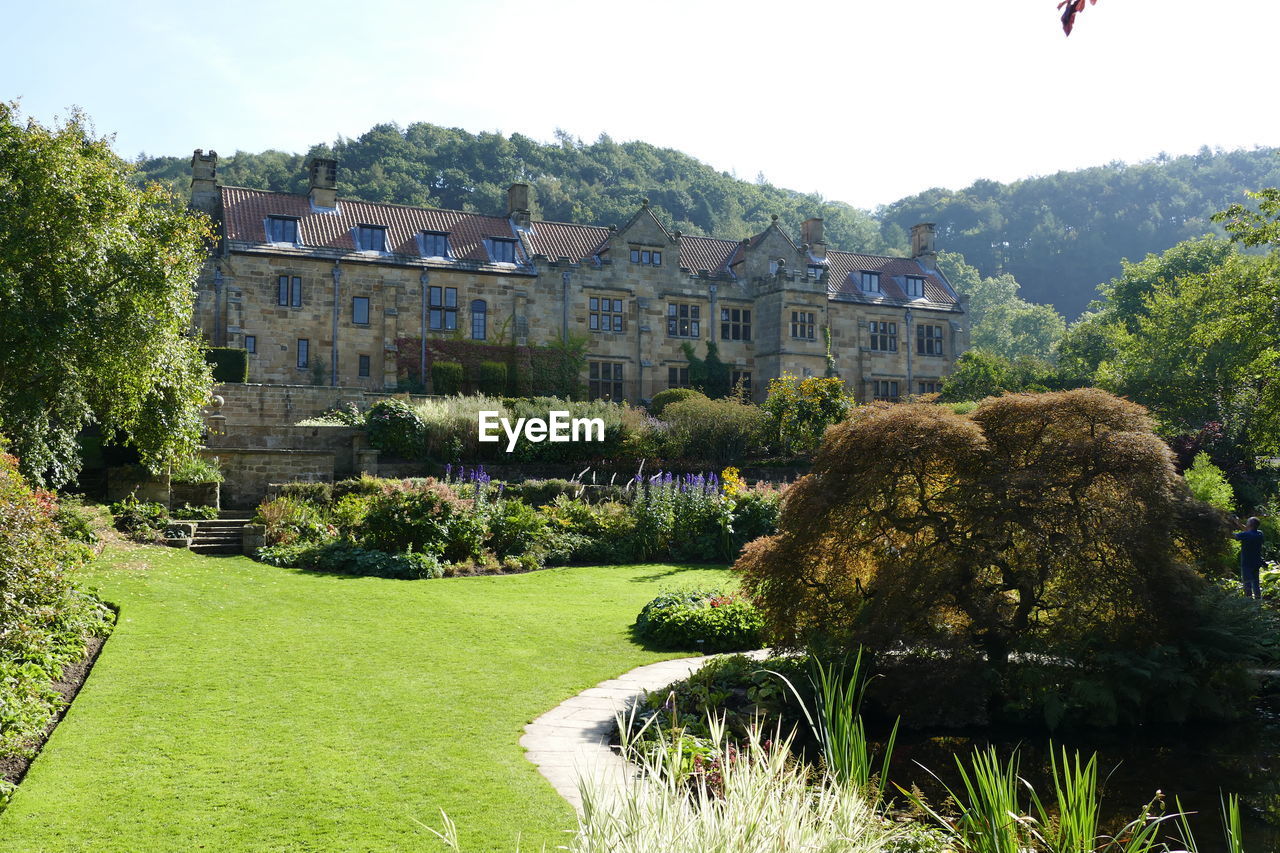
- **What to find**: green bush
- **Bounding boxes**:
[475,360,509,396]
[278,481,333,507]
[361,482,484,562]
[258,541,443,579]
[432,361,464,395]
[1184,451,1235,511]
[109,493,168,538]
[204,347,249,383]
[506,478,582,507]
[170,455,223,484]
[365,399,426,459]
[485,498,549,560]
[633,588,765,652]
[53,497,100,546]
[171,503,219,520]
[0,450,114,762]
[650,387,705,417]
[661,397,771,463]
[332,474,386,501]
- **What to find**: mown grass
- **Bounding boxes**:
[0,546,728,852]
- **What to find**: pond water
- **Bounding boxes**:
[882,694,1280,852]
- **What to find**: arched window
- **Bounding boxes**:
[470,299,487,340]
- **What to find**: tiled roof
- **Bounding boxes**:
[220,187,520,265]
[678,234,738,275]
[826,251,959,308]
[522,220,610,262]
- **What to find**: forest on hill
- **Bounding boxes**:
[135,123,1280,318]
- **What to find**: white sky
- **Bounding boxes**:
[4,0,1277,210]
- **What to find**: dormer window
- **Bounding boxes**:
[860,272,881,293]
[355,225,387,252]
[629,248,662,266]
[266,216,298,244]
[490,237,519,264]
[905,276,926,299]
[421,231,449,258]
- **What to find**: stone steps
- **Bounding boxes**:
[188,515,253,556]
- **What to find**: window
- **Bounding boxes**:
[918,381,942,395]
[873,380,900,402]
[358,354,371,378]
[266,216,298,244]
[667,303,701,338]
[589,297,625,333]
[731,370,752,395]
[720,308,751,342]
[791,311,816,341]
[470,299,487,340]
[869,321,897,352]
[808,264,825,281]
[904,276,926,298]
[356,225,387,252]
[629,247,662,266]
[589,361,624,401]
[421,231,449,258]
[668,366,690,389]
[917,324,944,356]
[352,296,370,325]
[244,335,256,354]
[296,339,310,369]
[277,275,302,307]
[429,286,457,331]
[490,238,518,263]
[860,272,881,293]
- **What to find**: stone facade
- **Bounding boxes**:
[190,151,967,403]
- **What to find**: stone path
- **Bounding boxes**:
[519,650,768,812]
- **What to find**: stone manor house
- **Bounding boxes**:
[189,150,968,404]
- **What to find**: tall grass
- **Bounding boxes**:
[567,715,899,853]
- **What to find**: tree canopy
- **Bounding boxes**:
[737,389,1225,672]
[0,104,213,486]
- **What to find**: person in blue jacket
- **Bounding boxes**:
[1232,516,1265,600]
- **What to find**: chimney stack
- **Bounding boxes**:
[308,158,338,209]
[801,217,826,259]
[507,183,531,228]
[189,149,219,216]
[910,222,937,269]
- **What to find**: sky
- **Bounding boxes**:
[4,0,1278,210]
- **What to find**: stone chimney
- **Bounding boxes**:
[308,158,338,209]
[507,182,531,229]
[801,217,826,259]
[189,149,219,216]
[911,222,937,269]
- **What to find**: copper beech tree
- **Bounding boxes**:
[736,389,1226,669]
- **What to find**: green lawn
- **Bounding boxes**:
[0,546,728,852]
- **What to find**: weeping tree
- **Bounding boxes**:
[737,389,1227,669]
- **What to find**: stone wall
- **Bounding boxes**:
[205,448,337,509]
[211,383,433,426]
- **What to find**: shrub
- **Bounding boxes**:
[365,399,426,459]
[258,541,443,579]
[633,588,764,652]
[1183,451,1234,511]
[171,503,219,520]
[361,481,484,561]
[485,498,549,560]
[332,474,386,501]
[432,361,464,395]
[204,347,248,383]
[109,493,168,538]
[0,450,114,761]
[662,397,771,463]
[506,478,582,507]
[650,387,705,417]
[761,373,856,456]
[475,360,509,396]
[53,497,101,546]
[170,454,223,484]
[278,481,333,507]
[253,496,330,546]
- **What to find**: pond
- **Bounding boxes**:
[884,688,1280,852]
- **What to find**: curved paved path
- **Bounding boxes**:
[520,650,768,812]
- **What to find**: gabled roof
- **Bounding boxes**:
[522,220,610,262]
[220,187,520,265]
[826,250,959,309]
[678,234,738,275]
